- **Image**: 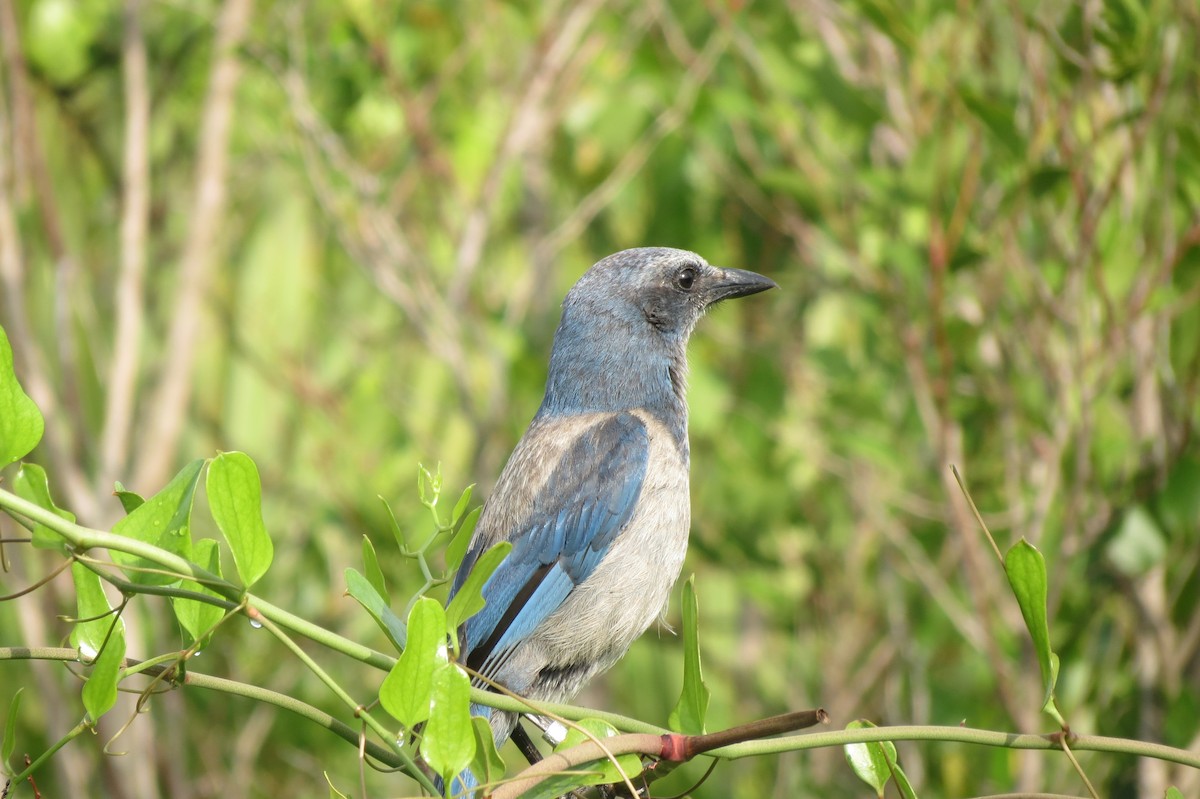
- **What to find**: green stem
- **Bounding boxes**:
[246,613,437,794]
[0,647,405,769]
[709,724,1200,770]
[0,488,395,672]
[5,718,89,784]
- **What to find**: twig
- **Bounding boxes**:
[100,0,152,500]
[133,0,255,492]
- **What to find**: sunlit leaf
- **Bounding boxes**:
[171,539,225,646]
[111,460,203,585]
[361,535,388,604]
[668,575,709,735]
[207,451,274,587]
[112,481,145,514]
[81,626,125,721]
[1004,539,1062,718]
[422,663,475,785]
[379,597,446,727]
[13,463,73,552]
[444,506,482,572]
[844,719,895,797]
[0,325,44,467]
[69,563,122,660]
[344,568,406,651]
[445,542,511,638]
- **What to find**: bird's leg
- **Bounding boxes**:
[510,723,544,766]
[522,713,568,746]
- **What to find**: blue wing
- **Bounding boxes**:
[451,412,649,689]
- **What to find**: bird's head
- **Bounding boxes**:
[540,248,776,420]
[564,247,777,342]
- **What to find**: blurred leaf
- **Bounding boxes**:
[0,325,44,467]
[24,0,102,85]
[111,460,203,585]
[844,719,894,797]
[958,86,1024,157]
[854,0,916,54]
[324,772,350,799]
[171,539,225,647]
[445,541,512,638]
[13,463,73,552]
[1166,787,1184,799]
[444,506,482,572]
[2,688,22,767]
[1155,456,1200,540]
[1028,166,1072,199]
[1106,505,1167,577]
[361,535,389,605]
[379,597,446,727]
[422,663,475,785]
[1004,539,1062,719]
[207,452,274,587]
[344,568,407,651]
[112,481,145,514]
[669,575,710,735]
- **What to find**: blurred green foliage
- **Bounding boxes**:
[1,0,1198,796]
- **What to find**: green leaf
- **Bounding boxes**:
[207,452,274,587]
[1004,539,1062,717]
[524,719,644,799]
[68,563,126,721]
[1106,504,1167,577]
[361,535,389,604]
[112,481,145,514]
[111,460,203,585]
[69,563,122,660]
[959,86,1024,157]
[451,484,475,525]
[444,506,481,572]
[668,575,709,734]
[444,541,512,639]
[2,687,23,768]
[379,597,446,727]
[1166,787,1184,799]
[82,626,125,721]
[0,325,44,467]
[13,463,74,552]
[171,539,225,646]
[324,772,350,799]
[844,719,895,797]
[344,568,406,651]
[421,663,476,787]
[468,715,506,791]
[893,761,920,799]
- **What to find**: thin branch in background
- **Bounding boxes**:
[100,0,152,506]
[448,0,608,307]
[133,0,255,493]
[0,21,97,524]
[532,20,731,265]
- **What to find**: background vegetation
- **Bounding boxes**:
[1,0,1199,796]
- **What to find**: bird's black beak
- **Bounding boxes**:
[705,267,778,305]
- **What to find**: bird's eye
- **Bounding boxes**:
[676,266,697,290]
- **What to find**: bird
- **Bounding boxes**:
[443,247,775,793]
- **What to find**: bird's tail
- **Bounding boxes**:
[433,768,479,798]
